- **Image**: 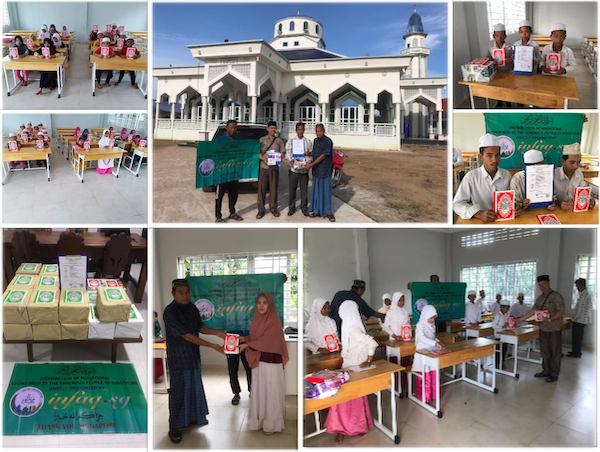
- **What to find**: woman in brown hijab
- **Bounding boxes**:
[239,292,289,434]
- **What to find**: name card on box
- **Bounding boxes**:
[36,140,45,151]
[87,279,102,290]
[547,53,562,73]
[267,151,281,166]
[573,187,591,212]
[42,47,50,58]
[535,310,549,322]
[9,47,19,59]
[324,333,340,351]
[126,47,136,59]
[494,190,515,221]
[224,333,240,354]
[8,141,18,151]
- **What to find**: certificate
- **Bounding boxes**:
[524,164,554,208]
[291,139,305,157]
[58,255,88,290]
[513,45,534,75]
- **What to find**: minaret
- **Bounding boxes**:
[401,5,429,78]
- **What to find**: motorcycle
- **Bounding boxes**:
[331,149,347,188]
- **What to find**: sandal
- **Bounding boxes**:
[168,429,182,443]
[272,211,280,218]
[256,212,265,219]
[309,213,320,218]
[228,213,243,221]
[326,214,336,222]
[215,218,226,223]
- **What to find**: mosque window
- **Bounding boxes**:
[278,23,282,33]
[294,41,299,46]
[412,38,418,47]
[303,21,309,31]
[290,21,295,31]
[283,42,288,47]
[316,25,319,34]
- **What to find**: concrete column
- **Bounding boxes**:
[201,96,208,131]
[438,109,443,136]
[180,94,187,120]
[322,103,328,125]
[170,102,176,129]
[250,96,257,123]
[154,100,160,131]
[273,102,278,123]
[395,103,402,139]
[369,103,375,136]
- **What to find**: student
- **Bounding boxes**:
[305,298,339,355]
[75,129,90,150]
[477,289,488,313]
[88,28,98,42]
[304,124,335,221]
[10,36,32,86]
[18,124,26,135]
[554,143,596,210]
[37,25,49,41]
[94,38,116,88]
[51,33,64,48]
[98,129,111,147]
[487,294,502,316]
[514,20,542,71]
[465,290,482,326]
[486,23,514,107]
[34,132,48,168]
[117,127,128,141]
[239,292,289,435]
[324,300,376,444]
[382,292,410,339]
[379,293,392,316]
[453,133,513,222]
[492,299,511,368]
[510,149,556,210]
[413,305,443,403]
[541,23,576,76]
[453,147,464,167]
[108,126,115,138]
[284,122,312,216]
[430,274,440,282]
[34,38,58,95]
[329,280,385,336]
[509,293,530,319]
[73,126,81,137]
[115,38,141,88]
[257,121,285,219]
[214,120,243,222]
[49,24,57,35]
[568,278,592,358]
[6,133,25,169]
[93,32,105,47]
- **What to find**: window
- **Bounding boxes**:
[177,252,298,325]
[461,228,539,248]
[303,21,309,31]
[341,99,359,124]
[487,0,526,36]
[289,21,295,31]
[412,38,418,47]
[294,41,299,46]
[460,260,537,304]
[316,25,319,34]
[282,42,288,47]
[107,113,147,137]
[574,255,596,309]
[299,99,316,123]
[278,23,282,33]
[3,3,10,28]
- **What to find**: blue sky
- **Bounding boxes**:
[153,2,448,79]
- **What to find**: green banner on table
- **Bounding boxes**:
[485,113,585,169]
[411,282,467,323]
[195,140,260,188]
[3,363,147,435]
[187,274,284,335]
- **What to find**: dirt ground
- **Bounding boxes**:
[332,144,448,222]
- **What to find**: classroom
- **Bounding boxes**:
[303,227,596,447]
[452,112,599,225]
[3,112,148,223]
[2,2,148,109]
[453,1,597,109]
[153,228,298,449]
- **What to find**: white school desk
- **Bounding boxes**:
[3,54,67,98]
[73,146,125,183]
[496,325,541,379]
[3,146,51,184]
[153,342,168,394]
[465,322,494,338]
[90,54,148,98]
[122,147,147,177]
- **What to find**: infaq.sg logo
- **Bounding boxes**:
[10,387,44,417]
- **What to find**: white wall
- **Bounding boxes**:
[3,114,110,135]
[531,2,597,48]
[3,114,52,135]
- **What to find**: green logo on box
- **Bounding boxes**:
[34,291,55,304]
[129,307,137,319]
[40,277,55,286]
[22,264,37,271]
[4,290,26,304]
[88,292,97,302]
[65,291,83,303]
[90,305,98,320]
[105,289,125,301]
[14,276,32,286]
[43,265,58,273]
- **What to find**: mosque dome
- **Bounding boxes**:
[406,6,425,35]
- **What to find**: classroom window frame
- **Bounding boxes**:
[486,0,526,36]
[573,254,596,309]
[460,228,539,248]
[107,113,147,137]
[176,251,298,325]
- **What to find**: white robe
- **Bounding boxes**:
[464,301,481,325]
[492,311,509,338]
[413,321,440,372]
[341,327,378,367]
[305,298,339,354]
[382,301,410,338]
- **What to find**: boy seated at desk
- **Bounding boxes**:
[92,32,106,47]
[554,143,596,210]
[465,290,482,326]
[509,292,530,319]
[492,299,511,369]
[94,38,116,89]
[6,133,26,169]
[114,38,141,88]
[35,132,48,167]
[452,133,515,222]
[509,148,556,211]
[514,20,542,72]
[486,23,513,107]
[541,23,576,76]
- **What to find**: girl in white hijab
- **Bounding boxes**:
[98,129,111,147]
[97,129,115,174]
[305,298,339,355]
[51,33,64,48]
[324,300,376,444]
[413,304,443,403]
[382,292,410,339]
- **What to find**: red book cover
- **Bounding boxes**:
[87,279,101,288]
[83,141,91,151]
[223,333,240,354]
[39,33,46,41]
[401,325,412,340]
[61,31,68,38]
[547,53,562,73]
[494,190,515,221]
[117,38,124,47]
[44,134,49,141]
[431,348,452,355]
[87,134,93,142]
[573,187,591,212]
[42,48,50,58]
[126,47,136,59]
[9,47,19,59]
[101,47,110,57]
[537,214,562,225]
[36,140,44,151]
[535,310,549,322]
[108,139,115,148]
[26,39,34,49]
[493,48,506,67]
[20,133,28,142]
[106,24,112,32]
[118,26,125,33]
[128,134,134,141]
[8,141,18,152]
[506,317,516,329]
[324,334,340,352]
[139,140,146,148]
[92,25,98,32]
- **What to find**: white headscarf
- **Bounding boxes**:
[417,304,437,340]
[383,291,410,336]
[98,129,111,147]
[339,300,365,350]
[305,298,338,347]
[52,33,63,47]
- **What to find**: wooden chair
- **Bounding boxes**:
[10,230,42,271]
[56,231,84,256]
[101,233,132,279]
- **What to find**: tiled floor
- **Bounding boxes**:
[3,278,148,448]
[3,142,147,224]
[153,365,297,449]
[3,43,147,110]
[304,346,596,447]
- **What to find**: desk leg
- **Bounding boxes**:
[469,86,475,109]
[390,373,399,443]
[113,152,123,178]
[27,343,33,362]
[46,155,50,181]
[134,149,143,176]
[486,98,490,109]
[435,365,441,418]
[56,64,62,98]
[564,99,568,109]
[2,161,10,185]
[4,64,20,96]
[135,259,147,304]
[92,62,96,96]
[137,70,147,98]
[111,343,118,363]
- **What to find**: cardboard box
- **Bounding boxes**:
[86,290,98,304]
[96,287,131,322]
[8,275,38,288]
[88,304,116,339]
[28,289,60,324]
[461,58,497,83]
[59,289,89,324]
[114,304,144,338]
[32,324,61,341]
[16,263,42,275]
[2,288,32,324]
[4,324,33,340]
[60,323,88,340]
[40,264,59,276]
[35,275,60,290]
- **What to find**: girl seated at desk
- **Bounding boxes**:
[34,38,59,96]
[305,298,339,355]
[51,33,65,48]
[75,128,91,149]
[97,129,115,174]
[10,36,33,87]
[413,305,443,403]
[6,133,26,169]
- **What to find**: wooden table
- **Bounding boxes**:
[3,54,67,98]
[73,146,125,182]
[458,70,579,109]
[496,325,541,378]
[305,360,403,444]
[305,351,342,374]
[456,205,598,225]
[368,330,389,344]
[408,338,498,418]
[153,342,168,394]
[584,177,600,187]
[4,335,143,363]
[3,230,148,304]
[90,55,148,98]
[446,320,466,333]
[3,146,51,184]
[465,322,494,338]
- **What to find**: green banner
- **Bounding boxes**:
[485,113,585,169]
[195,140,260,188]
[3,363,147,435]
[411,282,467,323]
[188,274,284,335]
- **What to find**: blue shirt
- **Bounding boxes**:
[164,300,204,371]
[329,289,375,336]
[215,133,237,141]
[312,136,333,179]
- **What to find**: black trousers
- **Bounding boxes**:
[96,70,113,84]
[215,181,239,219]
[539,330,562,378]
[571,322,586,356]
[227,352,251,395]
[288,170,308,212]
[117,70,136,85]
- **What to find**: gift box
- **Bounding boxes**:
[87,304,116,339]
[267,151,282,166]
[461,58,497,83]
[324,334,339,352]
[535,310,549,321]
[506,317,516,329]
[126,47,136,59]
[59,289,89,324]
[35,275,59,290]
[3,288,32,324]
[96,287,131,322]
[305,370,350,399]
[87,279,103,290]
[401,325,412,340]
[114,304,144,338]
[4,324,33,340]
[60,323,88,340]
[223,333,240,354]
[547,53,562,73]
[28,289,59,324]
[40,264,59,276]
[492,48,506,67]
[9,275,38,288]
[9,47,19,59]
[33,324,61,341]
[16,263,42,275]
[293,157,307,170]
[86,290,98,304]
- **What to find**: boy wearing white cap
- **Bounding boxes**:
[477,289,488,313]
[486,23,514,71]
[554,143,596,210]
[514,20,541,70]
[465,290,482,326]
[493,299,511,368]
[452,133,513,222]
[94,37,116,89]
[541,23,576,76]
[510,148,556,210]
[509,292,530,319]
